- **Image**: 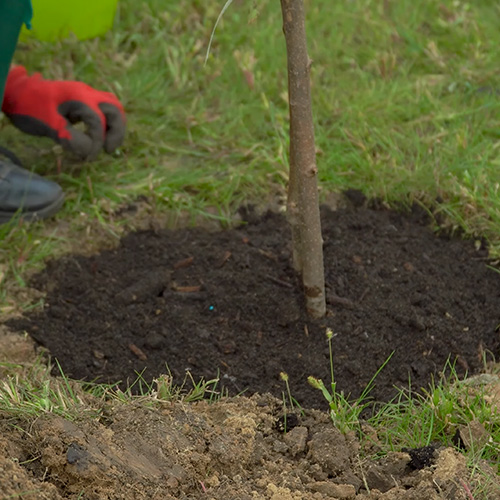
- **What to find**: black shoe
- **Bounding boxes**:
[0,160,65,224]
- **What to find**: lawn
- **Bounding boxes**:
[2,0,500,307]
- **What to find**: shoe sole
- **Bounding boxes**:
[0,191,65,225]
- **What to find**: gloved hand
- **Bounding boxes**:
[1,66,126,160]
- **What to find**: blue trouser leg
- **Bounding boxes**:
[0,0,33,102]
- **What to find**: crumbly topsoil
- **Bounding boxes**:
[7,201,500,407]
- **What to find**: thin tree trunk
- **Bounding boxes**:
[280,0,326,318]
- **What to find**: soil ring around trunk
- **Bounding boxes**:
[7,200,500,408]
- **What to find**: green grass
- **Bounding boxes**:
[0,356,103,420]
[370,369,500,498]
[3,0,500,305]
[0,356,224,421]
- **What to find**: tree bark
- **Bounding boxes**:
[280,0,326,318]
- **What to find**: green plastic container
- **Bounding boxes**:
[0,0,33,101]
[21,0,118,42]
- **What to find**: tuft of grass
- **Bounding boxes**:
[0,356,102,420]
[369,362,500,498]
[310,328,500,498]
[308,328,394,434]
[84,367,226,407]
[279,371,305,433]
[154,369,225,404]
[370,363,500,458]
[0,357,226,423]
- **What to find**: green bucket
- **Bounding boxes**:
[0,0,33,101]
[20,0,119,42]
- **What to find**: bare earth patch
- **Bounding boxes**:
[1,393,497,499]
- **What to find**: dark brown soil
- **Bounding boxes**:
[8,202,500,409]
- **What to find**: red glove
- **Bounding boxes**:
[2,66,126,160]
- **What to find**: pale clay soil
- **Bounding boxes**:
[1,330,500,500]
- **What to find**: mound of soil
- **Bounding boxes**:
[0,393,493,499]
[8,202,500,408]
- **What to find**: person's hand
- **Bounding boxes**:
[1,66,126,160]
